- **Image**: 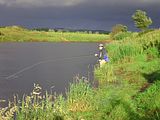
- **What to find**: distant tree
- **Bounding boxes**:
[89,31,92,34]
[34,28,49,32]
[110,24,128,39]
[49,29,55,32]
[57,29,63,33]
[95,31,99,34]
[132,10,152,31]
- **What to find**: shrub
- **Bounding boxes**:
[110,24,128,39]
[113,32,132,40]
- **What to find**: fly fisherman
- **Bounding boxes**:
[95,44,109,67]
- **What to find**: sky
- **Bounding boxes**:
[0,0,160,31]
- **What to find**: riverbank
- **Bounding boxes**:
[0,29,160,120]
[0,26,109,42]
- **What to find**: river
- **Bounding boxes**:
[0,43,98,106]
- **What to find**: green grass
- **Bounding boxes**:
[134,80,160,120]
[0,29,160,120]
[0,26,109,42]
[93,29,160,119]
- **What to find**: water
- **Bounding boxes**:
[0,43,98,106]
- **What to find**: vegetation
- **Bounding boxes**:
[110,24,128,39]
[95,29,160,119]
[0,26,109,42]
[112,31,133,40]
[132,10,152,31]
[0,28,159,120]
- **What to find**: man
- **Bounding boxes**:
[95,44,109,67]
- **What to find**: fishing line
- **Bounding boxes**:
[5,53,94,80]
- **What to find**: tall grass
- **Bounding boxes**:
[14,84,63,120]
[94,63,117,86]
[1,79,94,120]
[106,41,143,63]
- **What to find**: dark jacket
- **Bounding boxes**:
[98,48,107,60]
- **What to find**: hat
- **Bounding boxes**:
[99,44,104,47]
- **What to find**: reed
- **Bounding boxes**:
[94,63,117,86]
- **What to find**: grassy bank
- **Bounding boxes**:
[0,30,160,120]
[0,26,109,42]
[94,29,160,119]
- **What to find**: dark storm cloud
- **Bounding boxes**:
[0,0,160,30]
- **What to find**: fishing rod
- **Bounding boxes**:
[5,53,95,80]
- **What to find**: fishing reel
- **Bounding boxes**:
[95,53,98,57]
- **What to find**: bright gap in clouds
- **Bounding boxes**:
[0,0,160,8]
[0,0,86,7]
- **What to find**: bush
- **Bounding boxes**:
[110,24,128,39]
[113,32,132,40]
